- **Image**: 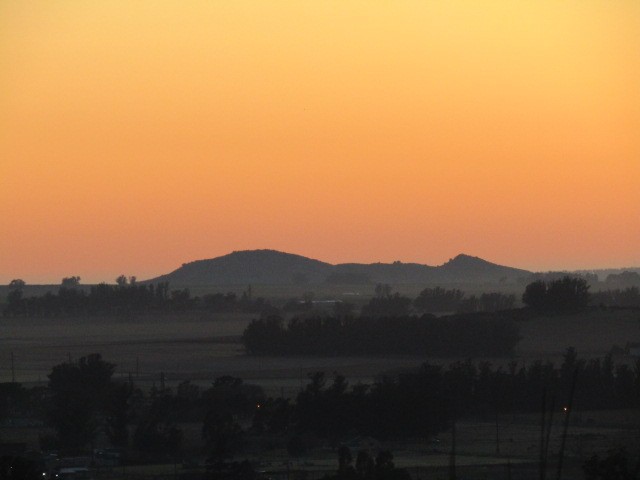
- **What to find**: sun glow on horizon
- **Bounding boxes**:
[1,1,639,283]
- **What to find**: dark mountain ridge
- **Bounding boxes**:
[149,250,333,286]
[146,249,531,286]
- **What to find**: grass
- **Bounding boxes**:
[2,308,638,387]
[516,308,640,360]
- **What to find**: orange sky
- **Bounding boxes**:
[1,1,639,284]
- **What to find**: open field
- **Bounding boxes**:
[2,309,638,393]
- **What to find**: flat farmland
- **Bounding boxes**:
[1,313,430,392]
[1,309,638,393]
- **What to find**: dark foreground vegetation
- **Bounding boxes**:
[2,350,639,453]
[2,348,640,480]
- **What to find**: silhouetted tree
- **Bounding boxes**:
[522,280,547,310]
[46,354,115,451]
[356,451,375,479]
[243,313,520,357]
[61,276,81,288]
[202,376,264,419]
[8,279,26,290]
[522,276,590,312]
[4,288,25,316]
[591,287,640,308]
[606,271,640,287]
[323,449,410,480]
[105,381,136,448]
[478,292,516,312]
[414,287,464,313]
[133,395,183,460]
[361,293,411,317]
[203,411,244,461]
[169,288,192,311]
[252,397,292,434]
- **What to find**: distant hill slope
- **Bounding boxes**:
[145,250,531,286]
[332,262,437,284]
[149,249,333,286]
[436,254,530,282]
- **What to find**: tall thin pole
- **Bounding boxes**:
[449,419,456,480]
[11,352,15,383]
[544,395,556,475]
[495,410,500,455]
[556,369,578,480]
[539,388,547,480]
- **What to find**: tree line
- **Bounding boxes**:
[413,287,517,313]
[2,350,639,461]
[590,287,640,308]
[5,275,638,318]
[241,312,522,357]
[3,278,276,317]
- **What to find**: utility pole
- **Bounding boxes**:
[539,388,547,480]
[449,419,456,480]
[11,352,15,383]
[495,410,500,455]
[556,369,578,480]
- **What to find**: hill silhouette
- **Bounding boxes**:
[146,250,530,286]
[149,250,333,286]
[437,253,525,281]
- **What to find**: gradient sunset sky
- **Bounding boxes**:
[1,1,639,284]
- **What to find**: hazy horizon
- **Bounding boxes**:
[3,248,639,285]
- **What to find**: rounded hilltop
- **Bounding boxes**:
[145,249,530,286]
